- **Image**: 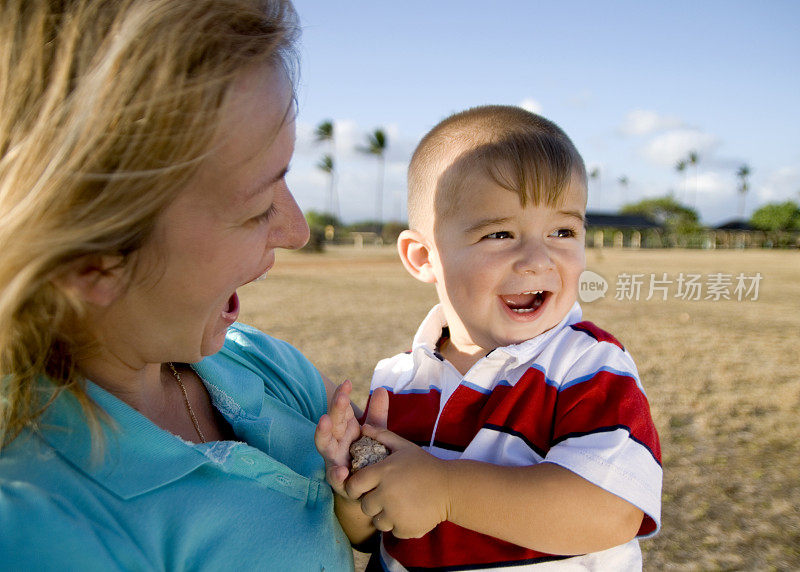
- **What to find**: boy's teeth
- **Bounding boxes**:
[503,290,546,313]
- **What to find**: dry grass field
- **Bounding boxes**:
[238,246,800,571]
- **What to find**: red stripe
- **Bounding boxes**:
[571,321,625,350]
[639,515,657,536]
[384,521,558,569]
[382,390,441,445]
[555,371,662,463]
[434,386,491,449]
[480,368,559,457]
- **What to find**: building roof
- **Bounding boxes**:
[585,212,662,229]
[714,219,752,230]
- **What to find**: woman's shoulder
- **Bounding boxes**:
[196,322,327,421]
[0,477,118,567]
[213,322,321,382]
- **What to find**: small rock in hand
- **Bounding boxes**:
[350,435,389,472]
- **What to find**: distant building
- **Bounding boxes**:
[586,212,662,230]
[714,219,752,231]
[585,211,663,248]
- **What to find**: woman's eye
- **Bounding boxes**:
[550,228,576,238]
[484,231,513,240]
[253,204,277,224]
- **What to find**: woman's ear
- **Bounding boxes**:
[397,230,436,284]
[51,254,126,307]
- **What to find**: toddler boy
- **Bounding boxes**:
[316,105,661,571]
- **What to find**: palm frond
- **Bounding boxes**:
[315,120,334,143]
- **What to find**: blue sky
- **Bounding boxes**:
[287,0,800,225]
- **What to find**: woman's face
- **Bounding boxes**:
[97,64,309,366]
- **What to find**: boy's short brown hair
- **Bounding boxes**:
[407,105,586,231]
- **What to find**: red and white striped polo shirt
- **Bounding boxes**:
[369,303,662,571]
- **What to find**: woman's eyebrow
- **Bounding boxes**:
[242,166,290,203]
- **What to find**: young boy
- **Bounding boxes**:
[316,105,662,571]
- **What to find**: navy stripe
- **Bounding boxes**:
[569,323,626,351]
[482,423,548,459]
[402,553,575,571]
[553,424,662,467]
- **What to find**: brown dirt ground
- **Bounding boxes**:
[238,246,800,571]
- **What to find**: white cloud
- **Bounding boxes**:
[619,109,683,136]
[518,98,543,115]
[641,128,719,168]
[693,171,729,195]
[332,119,361,158]
[758,165,800,203]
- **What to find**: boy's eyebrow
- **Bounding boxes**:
[464,217,513,234]
[465,211,586,233]
[560,209,587,225]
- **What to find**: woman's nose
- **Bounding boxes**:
[271,186,310,250]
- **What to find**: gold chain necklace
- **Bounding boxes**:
[168,363,207,443]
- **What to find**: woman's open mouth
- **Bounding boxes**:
[500,290,549,316]
[222,292,240,322]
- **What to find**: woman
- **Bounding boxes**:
[0,1,358,568]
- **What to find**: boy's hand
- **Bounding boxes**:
[346,424,450,539]
[315,384,390,498]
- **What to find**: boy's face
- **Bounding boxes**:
[427,169,586,353]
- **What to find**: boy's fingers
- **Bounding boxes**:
[327,464,349,487]
[364,387,389,429]
[345,463,382,499]
[361,423,412,451]
[372,511,394,533]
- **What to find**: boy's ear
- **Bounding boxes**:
[51,254,127,307]
[397,230,436,284]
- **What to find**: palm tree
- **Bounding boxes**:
[737,164,751,218]
[589,167,601,197]
[359,128,388,229]
[687,150,699,208]
[617,175,629,207]
[315,120,334,143]
[314,120,338,218]
[675,159,688,201]
[316,154,335,215]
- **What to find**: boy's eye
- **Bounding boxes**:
[550,228,576,238]
[484,231,513,240]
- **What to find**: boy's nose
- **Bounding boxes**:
[513,241,554,274]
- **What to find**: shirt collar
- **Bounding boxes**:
[37,380,211,500]
[411,302,583,367]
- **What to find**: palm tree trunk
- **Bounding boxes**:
[376,155,385,228]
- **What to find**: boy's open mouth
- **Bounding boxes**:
[501,290,548,314]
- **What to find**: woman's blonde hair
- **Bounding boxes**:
[0,0,299,448]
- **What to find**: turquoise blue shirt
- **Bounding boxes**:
[0,323,354,571]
